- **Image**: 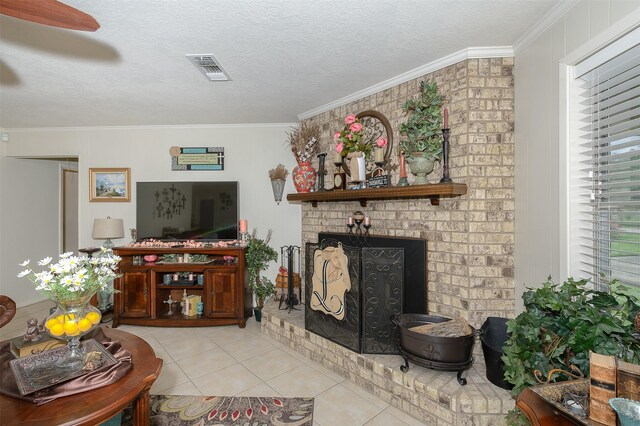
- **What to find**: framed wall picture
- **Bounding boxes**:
[89,168,131,202]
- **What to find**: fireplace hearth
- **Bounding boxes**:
[305,233,427,354]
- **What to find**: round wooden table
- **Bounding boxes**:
[0,327,162,426]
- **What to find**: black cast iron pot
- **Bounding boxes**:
[393,314,479,364]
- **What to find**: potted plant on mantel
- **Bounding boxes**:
[246,230,278,322]
[398,80,444,185]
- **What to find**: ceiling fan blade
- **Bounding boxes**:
[0,0,99,31]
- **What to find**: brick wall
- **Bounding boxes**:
[300,58,515,324]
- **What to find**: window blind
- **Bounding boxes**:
[575,38,640,289]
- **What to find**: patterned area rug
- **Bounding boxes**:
[122,395,314,426]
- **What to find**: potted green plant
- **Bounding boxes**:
[398,80,444,185]
[502,277,640,396]
[246,230,278,321]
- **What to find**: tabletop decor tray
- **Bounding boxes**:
[530,379,590,424]
[9,339,118,396]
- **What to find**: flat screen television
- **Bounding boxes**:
[136,181,238,241]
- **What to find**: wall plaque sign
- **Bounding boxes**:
[170,146,224,171]
[367,175,389,188]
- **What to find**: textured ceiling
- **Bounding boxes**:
[0,0,558,128]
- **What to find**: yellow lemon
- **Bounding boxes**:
[85,312,101,325]
[63,321,78,335]
[77,318,92,332]
[56,313,75,323]
[49,323,64,337]
[45,318,59,330]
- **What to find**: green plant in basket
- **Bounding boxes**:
[502,276,640,396]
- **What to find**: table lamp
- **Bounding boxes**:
[92,216,124,249]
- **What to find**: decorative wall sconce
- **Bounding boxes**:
[268,164,289,205]
[271,180,285,204]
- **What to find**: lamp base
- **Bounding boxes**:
[102,239,114,249]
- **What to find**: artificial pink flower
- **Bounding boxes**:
[345,114,357,124]
[346,133,353,140]
[333,131,342,140]
[349,123,363,132]
[336,142,343,153]
[376,137,388,148]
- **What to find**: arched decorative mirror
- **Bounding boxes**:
[340,110,393,177]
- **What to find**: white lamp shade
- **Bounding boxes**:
[92,217,124,239]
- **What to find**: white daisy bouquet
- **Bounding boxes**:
[18,248,121,303]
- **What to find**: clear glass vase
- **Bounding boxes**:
[44,293,101,370]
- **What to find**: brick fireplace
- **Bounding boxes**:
[263,57,517,424]
[299,57,516,326]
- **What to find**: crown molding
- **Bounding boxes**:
[4,123,297,132]
[513,0,579,54]
[298,46,513,121]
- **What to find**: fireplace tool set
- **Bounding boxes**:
[277,245,301,313]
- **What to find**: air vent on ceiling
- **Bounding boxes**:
[186,54,230,81]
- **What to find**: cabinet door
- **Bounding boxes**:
[205,270,237,317]
[121,271,150,317]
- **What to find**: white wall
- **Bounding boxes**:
[1,157,62,306]
[514,0,640,311]
[1,125,301,306]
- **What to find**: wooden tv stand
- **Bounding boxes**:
[112,246,250,328]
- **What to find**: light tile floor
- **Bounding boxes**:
[3,300,427,426]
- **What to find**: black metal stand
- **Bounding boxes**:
[398,346,472,386]
[440,128,453,183]
[278,245,301,313]
[317,153,327,192]
[348,218,370,236]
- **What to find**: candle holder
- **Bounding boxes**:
[398,150,410,187]
[240,232,250,244]
[440,128,453,183]
[317,153,327,192]
[363,224,371,235]
[347,211,366,235]
[373,153,386,177]
[347,223,364,235]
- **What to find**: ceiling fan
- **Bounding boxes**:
[0,0,99,31]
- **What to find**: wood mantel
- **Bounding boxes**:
[287,183,467,207]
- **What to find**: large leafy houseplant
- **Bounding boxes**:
[246,230,278,309]
[502,277,640,395]
[398,80,444,160]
